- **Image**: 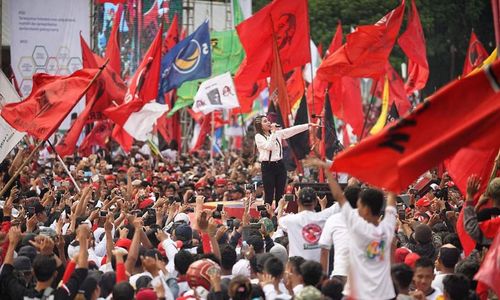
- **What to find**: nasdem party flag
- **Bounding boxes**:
[192,72,239,114]
[159,20,211,95]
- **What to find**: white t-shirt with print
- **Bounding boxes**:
[279,203,340,261]
[318,209,353,277]
[341,203,397,300]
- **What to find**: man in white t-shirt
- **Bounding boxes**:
[319,185,361,280]
[412,257,443,300]
[278,187,340,262]
[307,158,397,300]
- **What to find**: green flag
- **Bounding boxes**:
[232,0,244,26]
[169,29,245,116]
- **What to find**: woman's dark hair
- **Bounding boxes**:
[253,116,266,136]
[228,276,253,300]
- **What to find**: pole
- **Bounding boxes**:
[211,112,215,171]
[46,140,81,192]
[0,140,45,198]
[359,80,379,139]
[0,60,107,197]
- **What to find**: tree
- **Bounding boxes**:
[252,0,494,97]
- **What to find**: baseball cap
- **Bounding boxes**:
[295,286,322,300]
[416,197,431,207]
[394,247,411,264]
[174,213,190,225]
[136,289,157,300]
[175,224,193,242]
[13,256,32,272]
[115,238,132,250]
[404,252,421,268]
[18,245,37,262]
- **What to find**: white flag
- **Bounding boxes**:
[123,102,169,142]
[0,72,25,164]
[192,72,240,114]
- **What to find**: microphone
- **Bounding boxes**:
[311,114,323,119]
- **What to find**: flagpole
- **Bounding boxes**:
[360,79,379,139]
[211,112,215,171]
[0,140,45,198]
[46,140,81,192]
[0,60,108,198]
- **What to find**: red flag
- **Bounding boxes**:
[474,231,500,296]
[287,67,305,108]
[1,69,98,140]
[462,32,489,77]
[105,25,163,127]
[317,0,405,80]
[456,207,477,256]
[105,26,163,150]
[317,43,323,59]
[79,120,112,153]
[329,77,365,137]
[234,0,310,90]
[375,64,412,115]
[269,33,291,128]
[105,4,123,75]
[397,0,428,94]
[55,36,126,156]
[330,60,500,193]
[143,1,159,42]
[236,80,266,113]
[162,14,179,55]
[326,22,343,57]
[80,34,126,120]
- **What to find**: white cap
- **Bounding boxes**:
[174,213,190,225]
[232,259,251,278]
[430,183,440,190]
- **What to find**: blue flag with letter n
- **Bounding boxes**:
[158,20,211,100]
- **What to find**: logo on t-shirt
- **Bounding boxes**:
[366,239,386,260]
[302,223,322,249]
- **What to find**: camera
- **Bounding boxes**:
[99,210,107,217]
[284,194,295,202]
[216,204,223,212]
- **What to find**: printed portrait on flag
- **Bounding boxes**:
[207,89,222,105]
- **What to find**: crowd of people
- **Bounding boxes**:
[0,136,498,300]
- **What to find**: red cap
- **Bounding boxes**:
[138,198,154,209]
[158,243,167,257]
[404,252,421,269]
[118,166,127,172]
[115,238,132,250]
[416,197,431,207]
[195,181,207,189]
[104,175,115,181]
[92,182,100,190]
[394,247,411,263]
[215,178,227,186]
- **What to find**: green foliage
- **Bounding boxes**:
[252,0,495,95]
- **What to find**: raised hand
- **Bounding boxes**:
[466,174,481,200]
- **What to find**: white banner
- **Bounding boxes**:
[9,0,90,129]
[0,71,25,164]
[192,72,240,114]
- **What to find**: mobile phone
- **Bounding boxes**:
[168,196,175,204]
[99,210,107,217]
[396,203,405,219]
[212,210,222,219]
[226,219,234,229]
[284,194,294,202]
[106,164,113,170]
[216,204,223,211]
[84,171,92,177]
[158,162,165,167]
[256,205,266,211]
[244,184,254,191]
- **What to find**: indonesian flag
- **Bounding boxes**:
[192,72,240,114]
[104,25,168,144]
[330,60,500,192]
[1,69,99,141]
